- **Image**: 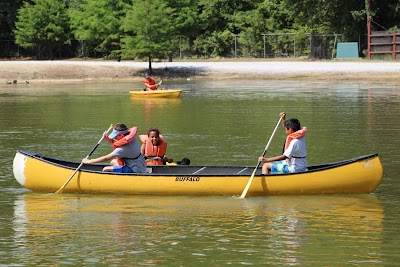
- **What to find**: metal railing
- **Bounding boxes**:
[368,31,400,60]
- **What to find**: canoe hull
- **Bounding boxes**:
[129,89,182,98]
[13,151,383,196]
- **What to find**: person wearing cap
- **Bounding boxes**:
[142,72,162,91]
[82,123,146,173]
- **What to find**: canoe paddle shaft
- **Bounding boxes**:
[239,116,283,199]
[55,124,113,194]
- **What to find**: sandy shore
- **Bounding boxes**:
[1,59,400,83]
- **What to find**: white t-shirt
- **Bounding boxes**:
[283,137,307,172]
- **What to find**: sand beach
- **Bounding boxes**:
[1,59,400,83]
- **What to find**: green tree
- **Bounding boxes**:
[194,30,233,58]
[121,0,173,71]
[69,0,129,58]
[165,0,199,59]
[230,0,289,57]
[369,1,400,32]
[14,0,70,59]
[282,0,367,39]
[197,0,256,34]
[0,1,24,40]
[0,0,24,57]
[195,0,259,57]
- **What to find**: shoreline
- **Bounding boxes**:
[2,59,400,83]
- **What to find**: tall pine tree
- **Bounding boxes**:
[121,0,173,71]
[14,0,70,59]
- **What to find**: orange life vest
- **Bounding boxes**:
[139,134,167,166]
[142,77,157,90]
[107,127,138,166]
[283,127,307,152]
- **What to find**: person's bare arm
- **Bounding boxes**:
[82,152,114,164]
[258,154,287,163]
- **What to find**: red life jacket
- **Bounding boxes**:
[106,127,138,166]
[139,134,167,166]
[142,77,157,90]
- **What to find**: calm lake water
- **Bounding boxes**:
[1,79,400,266]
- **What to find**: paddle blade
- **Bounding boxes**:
[55,188,64,194]
[54,165,82,194]
[239,168,257,198]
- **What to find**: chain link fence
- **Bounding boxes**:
[2,32,345,60]
[172,32,343,60]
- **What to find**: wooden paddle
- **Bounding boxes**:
[55,124,113,194]
[157,79,163,89]
[239,116,284,199]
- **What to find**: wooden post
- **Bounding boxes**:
[367,0,371,59]
[392,33,396,60]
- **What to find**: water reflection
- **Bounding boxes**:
[130,97,181,112]
[129,98,182,138]
[12,193,383,265]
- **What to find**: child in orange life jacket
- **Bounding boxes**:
[258,112,307,175]
[142,72,161,91]
[82,123,146,173]
[140,128,173,166]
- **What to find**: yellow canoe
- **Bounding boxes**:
[13,151,383,196]
[129,89,182,98]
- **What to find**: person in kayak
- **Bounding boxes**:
[140,128,173,165]
[82,123,146,173]
[258,112,307,174]
[142,72,162,91]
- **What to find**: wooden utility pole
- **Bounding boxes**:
[367,0,371,59]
